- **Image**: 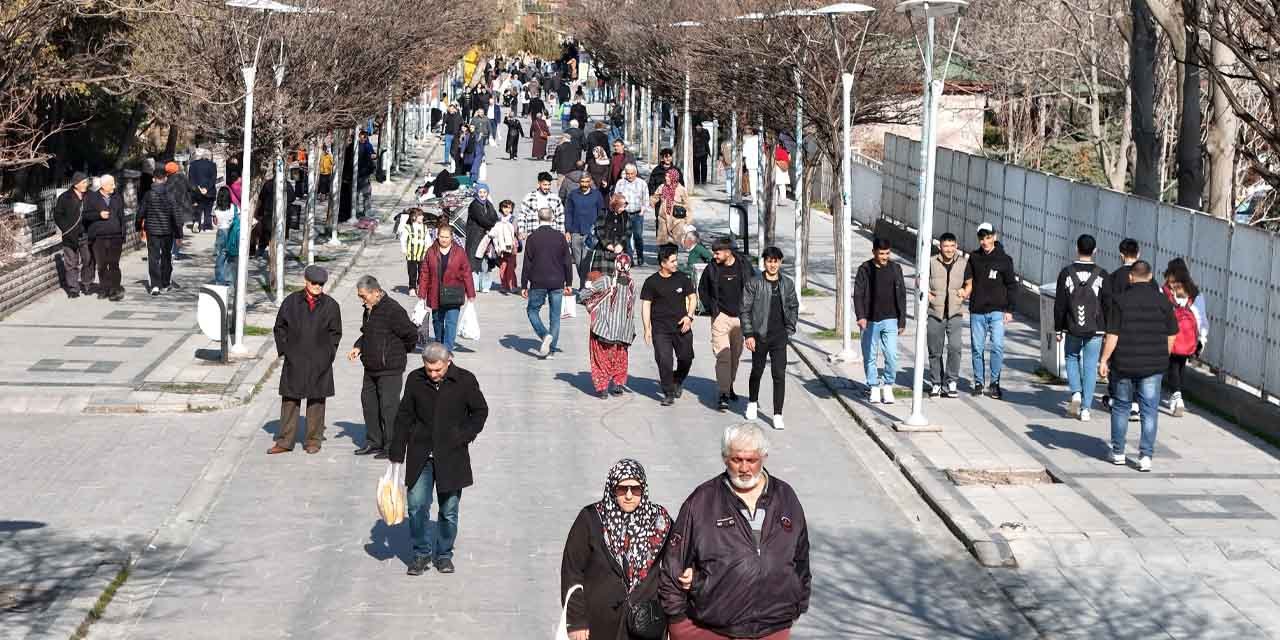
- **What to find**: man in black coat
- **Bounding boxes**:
[53,172,93,298]
[348,275,417,458]
[136,168,181,295]
[82,174,127,301]
[390,341,489,576]
[585,121,609,158]
[188,149,218,231]
[552,135,583,178]
[269,265,343,455]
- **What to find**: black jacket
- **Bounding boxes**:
[443,111,464,136]
[570,103,589,127]
[553,140,583,175]
[693,128,711,158]
[81,190,126,241]
[562,506,667,640]
[137,182,181,237]
[1053,261,1108,336]
[659,473,810,638]
[965,243,1019,314]
[187,159,218,203]
[465,198,500,271]
[53,188,87,248]
[853,259,907,327]
[697,254,754,318]
[166,171,194,222]
[1107,284,1179,378]
[741,274,800,340]
[354,296,417,377]
[647,163,683,194]
[521,225,573,290]
[593,209,629,249]
[273,292,342,399]
[586,130,610,156]
[389,365,488,493]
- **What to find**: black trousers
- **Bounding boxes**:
[653,330,694,393]
[749,337,788,412]
[407,260,421,291]
[93,237,124,294]
[1167,355,1188,393]
[694,156,709,184]
[506,137,520,159]
[361,372,403,450]
[146,234,174,289]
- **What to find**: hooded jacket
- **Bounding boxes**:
[964,243,1019,314]
[659,472,810,638]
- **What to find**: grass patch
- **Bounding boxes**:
[70,565,130,640]
[157,382,226,394]
[293,254,335,264]
[810,201,830,213]
[1033,367,1063,384]
[812,328,860,340]
[801,287,827,297]
[244,324,271,336]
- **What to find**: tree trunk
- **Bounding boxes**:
[113,101,147,169]
[303,137,319,264]
[829,154,847,338]
[164,124,179,159]
[763,140,776,249]
[326,130,346,230]
[1130,0,1161,199]
[800,163,814,292]
[1204,38,1238,219]
[1175,0,1204,209]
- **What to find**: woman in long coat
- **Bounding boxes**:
[269,268,342,454]
[561,459,672,640]
[650,167,692,249]
[531,113,551,160]
[504,114,524,160]
[465,184,499,294]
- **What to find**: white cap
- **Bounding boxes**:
[977,222,993,234]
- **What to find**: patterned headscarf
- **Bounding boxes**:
[659,168,681,214]
[594,459,672,592]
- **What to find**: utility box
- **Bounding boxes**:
[198,285,230,363]
[1038,283,1065,380]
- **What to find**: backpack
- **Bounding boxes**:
[1167,289,1199,356]
[1066,266,1104,335]
[225,211,240,258]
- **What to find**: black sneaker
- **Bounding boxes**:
[609,385,626,396]
[67,290,80,299]
[660,394,675,407]
[717,394,730,412]
[435,557,455,573]
[674,385,684,399]
[970,383,984,397]
[728,389,739,402]
[597,389,609,399]
[929,385,942,398]
[988,383,1003,400]
[406,555,432,576]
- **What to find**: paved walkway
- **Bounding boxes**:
[85,112,1032,639]
[776,187,1280,636]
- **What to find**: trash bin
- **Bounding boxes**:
[1038,283,1065,380]
[198,285,230,363]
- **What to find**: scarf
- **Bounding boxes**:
[592,146,609,165]
[659,168,681,213]
[594,458,671,592]
[304,290,318,311]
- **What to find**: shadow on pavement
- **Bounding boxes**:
[1025,423,1109,462]
[498,333,541,357]
[554,371,596,396]
[364,520,413,568]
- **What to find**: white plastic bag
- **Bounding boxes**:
[554,584,583,640]
[411,300,429,326]
[478,161,488,182]
[458,301,481,340]
[376,462,406,526]
[561,298,577,320]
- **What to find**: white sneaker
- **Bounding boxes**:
[1110,451,1126,465]
[1171,392,1184,417]
[947,381,958,396]
[881,385,895,404]
[745,402,759,421]
[1139,456,1152,472]
[771,414,785,430]
[1067,392,1082,418]
[1079,408,1091,422]
[537,334,552,357]
[1129,403,1140,422]
[867,386,881,404]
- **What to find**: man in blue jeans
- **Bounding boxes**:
[1053,234,1109,422]
[964,223,1019,399]
[442,103,463,168]
[521,208,574,359]
[853,238,907,404]
[1098,261,1178,473]
[390,342,489,575]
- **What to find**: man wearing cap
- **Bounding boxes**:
[965,222,1019,400]
[53,172,94,298]
[270,265,343,455]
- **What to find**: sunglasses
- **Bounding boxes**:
[613,484,644,497]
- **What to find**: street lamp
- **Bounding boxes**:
[670,20,703,199]
[896,0,968,429]
[812,2,877,364]
[225,0,308,353]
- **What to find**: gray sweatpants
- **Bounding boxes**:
[927,315,963,387]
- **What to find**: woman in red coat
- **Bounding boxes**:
[417,224,476,351]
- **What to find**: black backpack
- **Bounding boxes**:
[1067,266,1105,335]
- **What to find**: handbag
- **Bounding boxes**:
[439,285,466,309]
[626,598,666,640]
[672,205,687,219]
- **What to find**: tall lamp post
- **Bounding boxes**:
[812,2,877,364]
[896,0,967,429]
[670,21,703,198]
[226,0,306,353]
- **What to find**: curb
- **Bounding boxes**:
[81,140,436,415]
[788,337,1018,568]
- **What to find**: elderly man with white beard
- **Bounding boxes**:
[659,423,811,640]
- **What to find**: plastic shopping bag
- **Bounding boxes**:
[478,161,488,182]
[458,301,481,341]
[411,300,430,326]
[376,462,407,526]
[554,585,583,640]
[561,298,577,320]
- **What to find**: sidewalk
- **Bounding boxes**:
[0,137,437,415]
[738,183,1280,636]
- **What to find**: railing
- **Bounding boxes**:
[880,133,1280,399]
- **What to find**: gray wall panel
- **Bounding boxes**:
[1022,172,1050,284]
[1188,215,1232,365]
[1223,225,1272,385]
[1095,189,1128,272]
[1044,179,1076,283]
[1154,204,1195,273]
[964,157,986,243]
[1268,242,1280,396]
[1124,197,1159,259]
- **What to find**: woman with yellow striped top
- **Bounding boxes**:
[399,208,431,295]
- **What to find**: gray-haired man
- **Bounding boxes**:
[347,276,418,458]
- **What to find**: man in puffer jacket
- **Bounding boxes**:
[964,223,1019,399]
[347,275,418,458]
[136,168,181,294]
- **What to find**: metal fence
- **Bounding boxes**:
[880,132,1280,399]
[808,155,883,229]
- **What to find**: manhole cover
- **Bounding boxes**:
[947,469,1058,486]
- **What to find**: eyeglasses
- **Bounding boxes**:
[613,484,644,497]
